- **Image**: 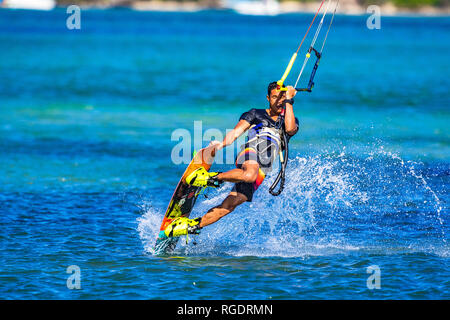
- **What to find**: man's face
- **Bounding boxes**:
[267,88,286,114]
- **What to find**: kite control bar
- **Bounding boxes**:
[278,46,322,93]
[295,47,321,93]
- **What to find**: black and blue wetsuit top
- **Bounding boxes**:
[238,108,299,171]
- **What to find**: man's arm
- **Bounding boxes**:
[213,119,251,151]
[284,86,298,136]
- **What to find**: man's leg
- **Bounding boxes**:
[185,160,259,188]
[165,161,261,237]
[200,161,260,228]
[164,191,249,237]
[199,191,248,228]
[216,160,259,184]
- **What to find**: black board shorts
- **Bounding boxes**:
[232,147,266,202]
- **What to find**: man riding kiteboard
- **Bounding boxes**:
[163,82,299,238]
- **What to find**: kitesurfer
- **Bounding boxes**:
[164,82,299,238]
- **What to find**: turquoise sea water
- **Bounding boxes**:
[0,8,449,299]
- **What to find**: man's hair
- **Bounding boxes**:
[267,81,285,96]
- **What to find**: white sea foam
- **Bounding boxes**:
[136,200,164,255]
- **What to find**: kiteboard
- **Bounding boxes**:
[153,145,216,255]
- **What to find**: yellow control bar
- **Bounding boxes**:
[276,52,297,91]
